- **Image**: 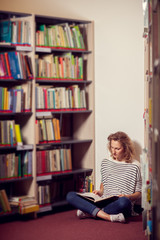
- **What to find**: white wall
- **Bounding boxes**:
[0,0,144,188]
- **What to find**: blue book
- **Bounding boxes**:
[27,151,32,176]
[12,89,17,113]
[0,20,12,43]
[60,149,64,171]
[7,52,21,79]
[8,89,13,111]
[10,121,13,146]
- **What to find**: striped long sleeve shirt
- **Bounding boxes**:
[101,158,142,200]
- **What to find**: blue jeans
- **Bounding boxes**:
[66,191,132,218]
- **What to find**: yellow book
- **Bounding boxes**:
[20,204,39,214]
[3,88,7,110]
[15,124,22,145]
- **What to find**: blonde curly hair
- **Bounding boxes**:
[107,131,135,163]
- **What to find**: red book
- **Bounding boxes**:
[4,53,12,77]
[41,151,46,174]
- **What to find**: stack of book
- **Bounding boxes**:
[9,195,39,214]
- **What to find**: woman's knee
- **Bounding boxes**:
[66,191,77,203]
[118,197,132,209]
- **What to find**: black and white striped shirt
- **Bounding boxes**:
[101,158,142,200]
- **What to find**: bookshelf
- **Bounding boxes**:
[142,0,160,239]
[0,11,94,216]
[0,10,36,216]
[34,14,94,212]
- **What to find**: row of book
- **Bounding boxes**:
[0,121,22,146]
[38,178,75,206]
[38,175,93,206]
[0,52,33,79]
[9,195,39,215]
[0,151,32,180]
[0,19,31,45]
[36,23,85,49]
[38,185,50,205]
[35,53,83,80]
[35,84,86,110]
[0,83,32,112]
[36,118,61,144]
[36,148,72,175]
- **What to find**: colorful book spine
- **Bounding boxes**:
[15,124,22,146]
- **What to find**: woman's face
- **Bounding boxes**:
[110,140,124,161]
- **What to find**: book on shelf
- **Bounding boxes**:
[0,189,11,213]
[38,185,51,205]
[0,87,21,112]
[9,195,39,214]
[35,52,83,80]
[35,84,86,111]
[0,18,31,46]
[36,117,61,143]
[0,120,16,146]
[19,204,39,214]
[0,20,12,43]
[36,147,72,175]
[77,192,119,208]
[36,23,85,50]
[15,124,23,146]
[0,151,32,179]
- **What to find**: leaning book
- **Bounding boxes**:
[77,192,119,208]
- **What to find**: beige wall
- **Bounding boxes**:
[0,0,144,188]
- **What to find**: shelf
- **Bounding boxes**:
[0,112,33,116]
[36,79,92,84]
[36,168,93,182]
[0,44,32,52]
[38,204,52,213]
[0,144,33,151]
[36,138,92,149]
[0,79,32,83]
[38,200,69,213]
[36,46,91,54]
[0,176,33,184]
[0,206,19,219]
[36,110,92,117]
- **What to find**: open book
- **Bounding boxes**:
[77,192,119,208]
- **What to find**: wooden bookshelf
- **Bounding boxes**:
[0,11,94,216]
[34,14,94,212]
[0,11,36,217]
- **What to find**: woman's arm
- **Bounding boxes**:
[119,191,141,201]
[92,183,104,197]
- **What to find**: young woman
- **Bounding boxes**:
[66,131,142,223]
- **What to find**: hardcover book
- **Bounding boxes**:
[77,192,119,208]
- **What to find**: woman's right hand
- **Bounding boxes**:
[92,190,103,196]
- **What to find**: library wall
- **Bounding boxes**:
[0,0,144,188]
